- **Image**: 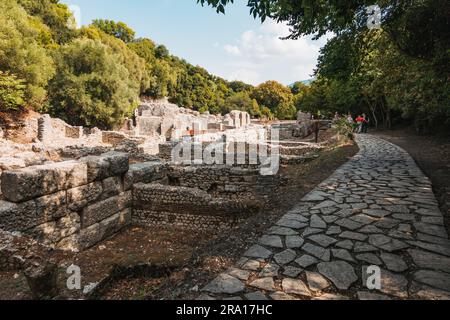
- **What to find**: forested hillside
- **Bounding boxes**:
[0,0,301,130]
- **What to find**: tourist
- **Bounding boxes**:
[347,114,354,124]
[333,112,340,122]
[356,115,365,133]
[362,113,370,133]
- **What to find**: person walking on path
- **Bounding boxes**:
[356,115,364,133]
[333,112,340,123]
[362,113,370,133]
[347,113,354,124]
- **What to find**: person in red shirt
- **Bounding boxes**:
[356,115,364,133]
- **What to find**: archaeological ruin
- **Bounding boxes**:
[2,98,450,301]
[0,99,325,257]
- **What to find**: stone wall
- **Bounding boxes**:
[1,129,314,253]
[132,183,252,231]
[133,99,251,141]
[39,115,79,143]
[0,153,173,251]
[168,165,283,204]
[0,153,283,250]
[102,131,129,147]
[0,152,132,251]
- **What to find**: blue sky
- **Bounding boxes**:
[61,0,330,85]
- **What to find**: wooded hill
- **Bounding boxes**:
[0,0,302,130]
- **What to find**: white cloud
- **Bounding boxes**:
[222,20,332,85]
[224,44,241,56]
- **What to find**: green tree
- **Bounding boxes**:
[0,0,55,108]
[199,0,450,127]
[275,102,297,120]
[155,45,169,59]
[128,38,156,64]
[224,91,261,117]
[251,81,294,119]
[229,80,253,93]
[48,38,137,129]
[290,81,309,95]
[198,0,449,63]
[260,106,274,120]
[80,26,148,96]
[92,19,136,43]
[0,71,26,111]
[17,0,76,44]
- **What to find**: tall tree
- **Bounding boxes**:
[49,38,137,129]
[0,0,55,108]
[92,19,136,43]
[251,81,293,111]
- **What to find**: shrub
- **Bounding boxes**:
[48,38,137,129]
[332,118,354,142]
[0,71,26,111]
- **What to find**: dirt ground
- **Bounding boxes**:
[374,128,450,239]
[0,131,358,300]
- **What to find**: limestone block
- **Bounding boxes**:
[137,116,162,136]
[81,151,129,182]
[297,111,312,122]
[0,157,27,170]
[81,192,132,228]
[208,123,224,131]
[0,200,37,231]
[102,131,128,146]
[192,121,203,134]
[56,234,80,252]
[101,176,124,199]
[35,190,68,220]
[27,212,80,246]
[161,118,175,138]
[1,160,88,202]
[0,190,72,232]
[37,114,53,143]
[124,162,167,190]
[100,208,131,239]
[65,126,83,139]
[67,182,103,212]
[79,208,131,250]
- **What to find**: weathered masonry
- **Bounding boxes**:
[0,152,283,251]
[0,152,133,251]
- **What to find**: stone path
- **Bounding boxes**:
[199,135,450,300]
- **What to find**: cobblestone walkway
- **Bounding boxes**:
[199,135,450,300]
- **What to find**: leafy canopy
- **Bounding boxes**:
[0,71,26,111]
[48,38,138,129]
[91,19,136,43]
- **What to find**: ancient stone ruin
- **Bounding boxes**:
[1,99,327,256]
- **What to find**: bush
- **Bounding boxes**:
[332,118,354,142]
[0,0,55,108]
[48,38,137,129]
[0,71,26,111]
